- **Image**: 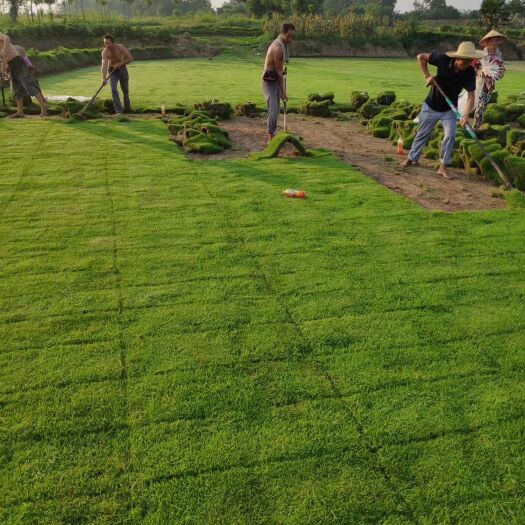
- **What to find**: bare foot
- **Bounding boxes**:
[401,158,413,169]
[437,164,451,179]
[9,113,24,119]
[267,133,275,143]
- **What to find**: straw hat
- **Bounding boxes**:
[480,29,507,48]
[13,45,27,57]
[446,41,487,60]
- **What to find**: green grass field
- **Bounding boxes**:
[40,55,525,108]
[1,114,524,523]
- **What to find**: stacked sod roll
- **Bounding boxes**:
[166,110,232,154]
[358,90,525,189]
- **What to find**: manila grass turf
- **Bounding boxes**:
[0,118,524,523]
[40,54,525,108]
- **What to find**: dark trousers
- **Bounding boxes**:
[109,66,130,113]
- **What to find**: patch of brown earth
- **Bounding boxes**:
[212,114,506,213]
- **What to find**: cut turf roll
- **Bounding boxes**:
[307,92,335,103]
[376,91,396,106]
[351,91,369,109]
[482,103,507,125]
[504,156,525,190]
[300,99,332,117]
[252,132,310,159]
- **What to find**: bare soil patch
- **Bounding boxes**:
[211,114,506,212]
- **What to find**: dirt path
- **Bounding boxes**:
[213,114,505,212]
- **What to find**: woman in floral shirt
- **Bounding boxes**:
[472,30,506,129]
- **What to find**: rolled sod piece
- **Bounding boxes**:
[504,103,525,122]
[307,92,335,103]
[253,132,309,159]
[476,123,511,146]
[351,91,369,109]
[376,91,396,106]
[372,126,391,138]
[194,100,232,120]
[423,148,439,160]
[482,104,507,125]
[504,189,525,208]
[518,114,525,129]
[504,156,525,190]
[234,102,258,117]
[377,108,408,123]
[467,139,501,164]
[300,99,332,117]
[359,101,385,119]
[507,129,525,148]
[479,149,510,183]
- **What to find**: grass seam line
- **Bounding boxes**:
[193,172,420,524]
[0,123,55,224]
[103,127,133,520]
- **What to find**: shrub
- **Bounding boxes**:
[518,114,525,129]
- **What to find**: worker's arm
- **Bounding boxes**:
[460,90,475,127]
[274,47,287,102]
[101,54,109,85]
[417,53,433,85]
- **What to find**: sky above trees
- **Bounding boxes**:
[396,0,481,11]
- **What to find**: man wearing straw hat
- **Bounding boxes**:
[402,42,486,179]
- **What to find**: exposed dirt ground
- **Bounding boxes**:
[210,114,506,212]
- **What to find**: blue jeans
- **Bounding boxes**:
[109,66,130,113]
[408,103,457,165]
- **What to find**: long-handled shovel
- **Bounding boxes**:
[431,77,513,189]
[283,67,287,132]
[77,68,116,118]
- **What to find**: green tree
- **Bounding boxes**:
[480,0,511,29]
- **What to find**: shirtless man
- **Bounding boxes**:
[0,32,47,117]
[262,23,295,141]
[101,34,134,114]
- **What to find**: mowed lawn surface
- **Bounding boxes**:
[40,55,525,108]
[1,118,525,524]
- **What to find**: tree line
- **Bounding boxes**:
[1,0,524,28]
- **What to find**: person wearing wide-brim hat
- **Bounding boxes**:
[402,42,486,179]
[463,29,507,130]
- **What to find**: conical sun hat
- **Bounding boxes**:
[480,29,507,47]
[446,41,487,60]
